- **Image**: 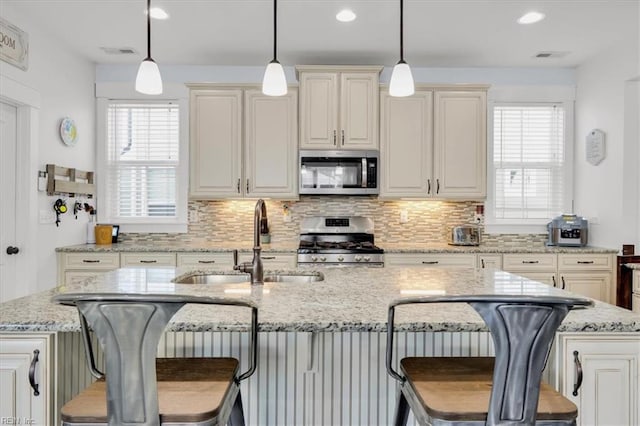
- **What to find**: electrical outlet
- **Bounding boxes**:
[188,210,200,223]
[400,210,409,223]
[39,209,55,224]
[474,213,484,224]
[283,204,292,222]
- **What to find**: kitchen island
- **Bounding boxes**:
[1,266,638,426]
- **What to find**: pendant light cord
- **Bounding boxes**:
[273,0,278,61]
[146,0,152,59]
[399,0,404,62]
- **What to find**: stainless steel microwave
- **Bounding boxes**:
[299,150,379,195]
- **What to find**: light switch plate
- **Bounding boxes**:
[400,210,409,223]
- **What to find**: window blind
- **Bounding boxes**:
[106,102,179,219]
[493,104,565,220]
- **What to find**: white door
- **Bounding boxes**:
[0,102,18,303]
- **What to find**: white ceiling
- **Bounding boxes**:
[5,0,639,68]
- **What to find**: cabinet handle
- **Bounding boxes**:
[237,178,241,194]
[82,259,100,263]
[522,260,539,264]
[333,130,337,145]
[481,259,485,268]
[341,129,345,145]
[572,350,583,396]
[139,260,157,264]
[577,261,594,264]
[197,260,216,264]
[246,179,250,193]
[436,179,440,194]
[427,179,431,195]
[552,275,557,287]
[262,256,276,260]
[422,261,439,265]
[29,349,40,396]
[561,276,566,289]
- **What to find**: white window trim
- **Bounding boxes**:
[485,85,575,234]
[96,83,189,233]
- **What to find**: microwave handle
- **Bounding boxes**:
[362,158,367,188]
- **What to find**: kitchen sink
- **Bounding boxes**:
[173,272,324,285]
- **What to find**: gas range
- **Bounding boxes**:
[297,217,384,266]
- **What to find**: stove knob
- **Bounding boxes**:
[364,257,371,262]
[311,256,318,262]
[320,256,327,262]
[337,256,344,262]
[355,256,362,262]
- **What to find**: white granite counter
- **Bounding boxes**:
[1,266,637,333]
[625,263,640,270]
[56,242,617,254]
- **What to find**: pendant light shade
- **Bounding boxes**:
[389,0,414,97]
[135,0,163,95]
[262,0,287,96]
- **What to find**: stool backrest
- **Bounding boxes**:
[386,295,592,426]
[53,293,258,426]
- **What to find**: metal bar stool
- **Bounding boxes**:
[53,293,258,426]
[386,295,593,426]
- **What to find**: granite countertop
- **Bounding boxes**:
[625,263,640,270]
[1,266,637,333]
[56,242,618,254]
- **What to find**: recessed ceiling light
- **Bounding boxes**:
[517,11,545,24]
[336,9,356,22]
[146,7,169,20]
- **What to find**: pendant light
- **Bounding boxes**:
[389,0,414,97]
[135,0,163,95]
[262,0,287,96]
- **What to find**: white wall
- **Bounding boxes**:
[575,40,640,251]
[0,5,96,291]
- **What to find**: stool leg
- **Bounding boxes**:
[394,389,410,426]
[228,391,245,426]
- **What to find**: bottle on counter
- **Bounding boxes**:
[86,211,96,244]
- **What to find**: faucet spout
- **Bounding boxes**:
[235,199,268,285]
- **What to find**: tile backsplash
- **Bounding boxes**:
[119,197,547,246]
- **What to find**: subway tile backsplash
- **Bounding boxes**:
[119,197,547,246]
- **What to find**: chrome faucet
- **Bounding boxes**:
[234,199,268,285]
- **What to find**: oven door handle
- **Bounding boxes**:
[362,158,367,188]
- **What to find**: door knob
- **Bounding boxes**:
[6,246,19,255]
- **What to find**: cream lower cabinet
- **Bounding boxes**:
[57,252,120,286]
[120,252,177,268]
[189,87,298,199]
[503,253,559,288]
[385,253,476,268]
[0,333,54,426]
[558,254,614,304]
[380,87,487,199]
[558,333,639,426]
[176,253,235,268]
[297,66,381,150]
[477,254,502,270]
[239,253,297,269]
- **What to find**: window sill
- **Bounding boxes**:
[484,223,548,235]
[117,223,188,234]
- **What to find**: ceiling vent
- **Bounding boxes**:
[100,47,138,55]
[534,51,569,59]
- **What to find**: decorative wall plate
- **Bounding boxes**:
[59,117,78,146]
[586,129,605,166]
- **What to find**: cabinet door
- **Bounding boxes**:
[176,253,235,268]
[239,253,297,269]
[299,73,339,149]
[120,252,177,268]
[385,253,476,268]
[0,334,53,425]
[380,90,433,197]
[340,73,379,149]
[190,89,243,198]
[64,270,107,286]
[560,273,611,303]
[517,272,559,288]
[433,91,486,198]
[562,335,639,426]
[477,254,502,270]
[245,89,298,198]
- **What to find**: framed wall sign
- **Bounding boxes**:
[586,129,606,166]
[0,17,29,71]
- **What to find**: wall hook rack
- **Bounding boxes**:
[45,164,95,198]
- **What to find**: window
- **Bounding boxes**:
[488,101,572,230]
[99,100,187,232]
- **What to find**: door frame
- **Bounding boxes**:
[0,75,40,295]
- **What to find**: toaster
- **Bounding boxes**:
[546,214,588,247]
[449,225,481,246]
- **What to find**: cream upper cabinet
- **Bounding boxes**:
[380,89,433,197]
[189,89,243,198]
[189,86,298,199]
[244,89,298,198]
[433,90,487,199]
[298,66,381,150]
[380,87,488,199]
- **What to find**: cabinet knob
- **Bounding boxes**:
[333,130,337,145]
[572,351,583,396]
[341,129,345,145]
[6,246,19,255]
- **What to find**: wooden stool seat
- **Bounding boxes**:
[61,358,239,424]
[401,357,577,422]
